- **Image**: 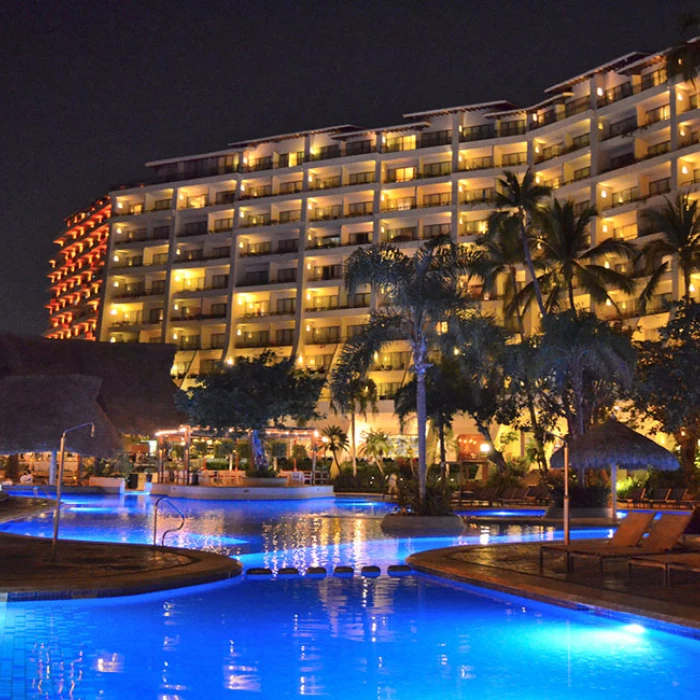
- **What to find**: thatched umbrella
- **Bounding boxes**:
[0,333,186,435]
[0,375,122,458]
[551,419,680,520]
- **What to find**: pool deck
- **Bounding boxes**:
[0,497,241,602]
[409,542,700,633]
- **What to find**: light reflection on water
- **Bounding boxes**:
[3,576,699,700]
[0,494,610,571]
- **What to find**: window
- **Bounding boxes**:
[276,298,296,314]
[276,329,294,345]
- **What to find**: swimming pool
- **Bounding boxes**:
[2,494,696,699]
[0,494,605,571]
[2,574,698,699]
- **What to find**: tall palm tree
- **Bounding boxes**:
[528,199,636,315]
[321,425,348,476]
[491,168,552,317]
[328,373,378,476]
[463,215,529,333]
[640,193,700,302]
[666,13,700,84]
[336,236,468,502]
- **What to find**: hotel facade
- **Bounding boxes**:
[71,45,700,443]
[46,196,111,341]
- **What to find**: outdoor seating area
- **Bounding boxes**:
[455,485,551,507]
[540,511,694,575]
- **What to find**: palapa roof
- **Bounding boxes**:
[550,420,680,471]
[0,333,186,436]
[0,375,122,457]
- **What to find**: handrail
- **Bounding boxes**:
[153,496,186,547]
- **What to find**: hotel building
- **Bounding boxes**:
[46,196,111,340]
[95,45,700,437]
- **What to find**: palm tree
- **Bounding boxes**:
[640,193,700,302]
[536,311,636,439]
[358,429,392,473]
[336,236,468,502]
[328,373,377,476]
[321,425,348,476]
[666,13,700,85]
[463,215,529,333]
[528,199,636,315]
[491,168,552,317]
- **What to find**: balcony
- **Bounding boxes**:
[309,145,341,162]
[307,328,342,344]
[423,223,452,239]
[179,221,208,238]
[501,152,527,167]
[243,157,273,173]
[498,121,527,137]
[460,156,494,172]
[112,283,166,300]
[184,196,209,210]
[310,265,343,282]
[461,188,497,205]
[420,161,452,178]
[346,140,374,156]
[279,181,304,195]
[607,186,641,209]
[645,104,670,126]
[348,171,375,186]
[459,219,488,236]
[648,176,672,198]
[311,205,342,222]
[460,124,496,142]
[419,130,452,148]
[597,82,635,108]
[347,201,373,217]
[382,197,417,212]
[384,226,418,243]
[420,193,451,208]
[215,190,236,205]
[565,95,591,118]
[602,115,638,140]
[239,186,272,201]
[311,176,342,191]
[171,311,228,322]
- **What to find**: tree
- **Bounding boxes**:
[634,301,700,481]
[359,429,392,473]
[321,425,348,476]
[182,351,324,472]
[328,373,377,476]
[640,193,700,303]
[336,237,469,503]
[666,13,700,84]
[534,311,636,439]
[530,199,636,315]
[491,168,552,317]
[394,357,467,474]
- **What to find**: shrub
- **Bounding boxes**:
[333,463,385,493]
[553,484,610,508]
[397,476,454,516]
[245,466,278,478]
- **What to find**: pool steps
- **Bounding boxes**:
[245,564,413,579]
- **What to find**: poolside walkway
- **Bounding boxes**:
[0,497,241,601]
[409,542,700,632]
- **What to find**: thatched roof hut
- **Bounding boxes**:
[0,375,122,457]
[0,333,185,435]
[550,420,680,471]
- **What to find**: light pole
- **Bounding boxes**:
[545,430,570,546]
[50,422,95,561]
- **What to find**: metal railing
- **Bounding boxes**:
[153,496,186,547]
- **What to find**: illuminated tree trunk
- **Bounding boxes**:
[250,430,269,472]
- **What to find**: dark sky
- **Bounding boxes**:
[0,0,695,336]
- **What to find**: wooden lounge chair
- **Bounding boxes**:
[539,511,655,571]
[644,488,671,508]
[628,551,700,587]
[567,512,692,573]
[622,487,646,508]
[664,488,690,509]
[502,487,528,504]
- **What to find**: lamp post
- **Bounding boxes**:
[545,430,570,546]
[50,422,95,562]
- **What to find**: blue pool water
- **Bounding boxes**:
[1,494,698,699]
[2,575,699,699]
[0,494,606,571]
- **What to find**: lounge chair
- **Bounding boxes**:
[664,488,690,509]
[502,487,529,504]
[644,488,671,508]
[567,512,692,573]
[524,485,551,505]
[622,487,646,508]
[539,511,655,571]
[478,487,498,505]
[628,551,700,587]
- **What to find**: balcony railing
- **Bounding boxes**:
[419,130,452,148]
[498,121,527,137]
[382,197,417,212]
[461,188,497,204]
[421,193,451,208]
[460,156,494,171]
[346,140,374,156]
[603,115,638,140]
[608,186,641,208]
[460,124,496,142]
[384,226,418,243]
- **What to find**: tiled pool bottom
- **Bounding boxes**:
[2,576,699,700]
[0,495,609,572]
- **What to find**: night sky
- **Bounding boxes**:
[0,0,695,336]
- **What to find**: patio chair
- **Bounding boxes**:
[622,487,646,508]
[498,487,517,503]
[664,488,690,509]
[502,487,529,504]
[568,512,692,573]
[644,488,671,508]
[539,511,655,571]
[628,551,700,587]
[478,487,498,505]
